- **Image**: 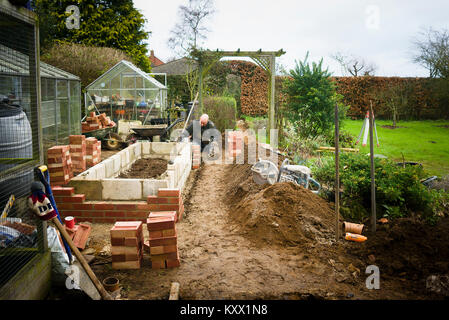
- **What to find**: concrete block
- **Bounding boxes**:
[151,142,175,155]
[102,179,142,200]
[112,155,121,175]
[95,163,106,180]
[143,179,169,197]
[142,141,151,155]
[104,159,114,178]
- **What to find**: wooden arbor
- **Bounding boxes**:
[190,48,286,133]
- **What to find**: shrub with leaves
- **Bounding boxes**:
[203,96,237,133]
[283,53,348,139]
[313,153,447,223]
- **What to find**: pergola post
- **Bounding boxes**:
[198,63,204,114]
[269,53,276,138]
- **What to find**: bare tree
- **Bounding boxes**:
[167,0,215,57]
[412,27,449,79]
[332,52,377,76]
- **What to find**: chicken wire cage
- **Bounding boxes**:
[0,3,49,299]
[0,44,82,152]
[85,60,168,125]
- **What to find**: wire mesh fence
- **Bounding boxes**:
[0,5,47,297]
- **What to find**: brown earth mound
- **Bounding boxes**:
[224,163,336,248]
[349,218,449,279]
[119,158,168,179]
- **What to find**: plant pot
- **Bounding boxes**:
[102,277,120,292]
[342,222,364,234]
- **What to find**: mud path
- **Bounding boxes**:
[90,162,431,300]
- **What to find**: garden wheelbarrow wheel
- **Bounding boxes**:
[104,132,123,150]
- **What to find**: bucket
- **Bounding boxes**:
[342,222,364,234]
[0,103,33,213]
[65,216,75,229]
[103,277,120,292]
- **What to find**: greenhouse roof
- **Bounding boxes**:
[86,60,167,90]
[0,44,80,81]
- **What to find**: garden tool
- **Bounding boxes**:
[34,165,73,264]
[1,194,15,219]
[251,158,321,194]
[28,173,112,300]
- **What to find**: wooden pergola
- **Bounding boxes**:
[190,48,286,132]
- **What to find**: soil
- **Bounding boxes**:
[119,158,168,179]
[78,142,449,300]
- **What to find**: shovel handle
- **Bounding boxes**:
[52,218,113,300]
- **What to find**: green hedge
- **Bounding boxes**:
[203,96,237,133]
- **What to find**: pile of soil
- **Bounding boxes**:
[349,218,449,280]
[119,158,168,179]
[224,163,336,248]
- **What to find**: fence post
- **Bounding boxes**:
[369,101,377,232]
[335,103,340,241]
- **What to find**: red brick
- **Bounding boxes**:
[150,252,178,261]
[52,187,75,196]
[114,204,137,211]
[151,260,166,269]
[105,211,126,218]
[146,216,176,231]
[136,203,153,211]
[126,211,147,218]
[148,211,177,223]
[88,211,105,217]
[72,203,93,210]
[156,197,169,204]
[166,252,180,268]
[57,203,73,210]
[93,218,116,223]
[167,197,181,204]
[158,204,179,212]
[149,234,177,247]
[147,195,158,204]
[157,189,180,197]
[60,194,85,203]
[93,202,115,210]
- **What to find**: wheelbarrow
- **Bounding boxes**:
[82,125,123,150]
[127,117,185,143]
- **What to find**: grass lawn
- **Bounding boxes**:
[342,120,449,177]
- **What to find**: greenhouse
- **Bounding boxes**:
[85,60,168,125]
[0,44,81,149]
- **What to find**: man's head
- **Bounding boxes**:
[200,114,209,127]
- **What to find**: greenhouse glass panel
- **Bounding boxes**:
[85,60,167,125]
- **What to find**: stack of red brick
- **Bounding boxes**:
[227,131,243,158]
[69,135,86,174]
[146,211,180,269]
[192,144,201,169]
[82,112,116,133]
[86,137,101,167]
[147,188,184,221]
[47,145,73,186]
[110,221,144,269]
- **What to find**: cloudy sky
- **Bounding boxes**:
[134,0,449,77]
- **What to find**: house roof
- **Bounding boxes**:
[0,44,80,81]
[149,50,164,67]
[151,57,198,75]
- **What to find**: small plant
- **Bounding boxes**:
[313,153,446,224]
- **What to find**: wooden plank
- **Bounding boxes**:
[169,282,180,300]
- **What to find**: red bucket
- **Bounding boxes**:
[65,216,75,229]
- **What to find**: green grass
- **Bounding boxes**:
[342,120,449,177]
